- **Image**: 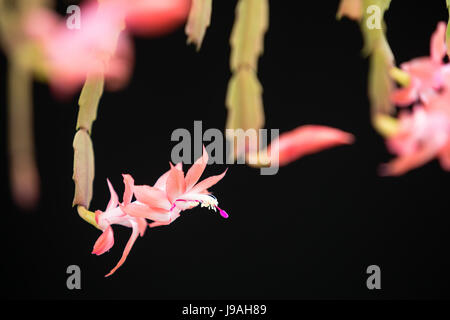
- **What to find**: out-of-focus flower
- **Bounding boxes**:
[24,0,191,94]
[124,147,229,228]
[24,1,133,95]
[247,125,355,167]
[381,22,450,175]
[93,174,147,277]
[391,22,447,106]
[380,107,450,176]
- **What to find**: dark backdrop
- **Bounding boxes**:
[1,0,450,299]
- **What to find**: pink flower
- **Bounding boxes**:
[267,125,355,167]
[381,22,450,175]
[93,174,147,277]
[123,147,229,228]
[92,148,228,276]
[25,1,133,95]
[380,107,450,176]
[391,22,447,106]
[24,0,191,95]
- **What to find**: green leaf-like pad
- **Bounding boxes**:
[230,0,269,71]
[226,68,264,132]
[72,130,95,208]
[76,74,104,134]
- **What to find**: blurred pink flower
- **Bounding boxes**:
[93,174,147,277]
[391,22,447,106]
[267,125,355,166]
[380,107,450,176]
[24,0,191,95]
[124,147,229,228]
[382,22,450,175]
[25,1,133,95]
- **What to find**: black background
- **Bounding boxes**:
[1,0,450,300]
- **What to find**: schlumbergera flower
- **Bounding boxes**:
[381,22,450,175]
[24,1,133,95]
[92,147,228,276]
[24,0,190,94]
[123,146,229,228]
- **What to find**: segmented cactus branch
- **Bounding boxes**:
[226,0,269,154]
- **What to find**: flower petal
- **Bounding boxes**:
[391,83,419,107]
[122,174,135,205]
[92,225,114,256]
[438,141,450,170]
[336,0,363,20]
[148,220,171,228]
[166,164,186,203]
[154,162,182,190]
[105,221,139,277]
[148,210,181,228]
[268,125,355,167]
[185,145,208,191]
[431,21,447,63]
[136,217,148,237]
[121,202,171,222]
[189,170,227,195]
[133,185,171,210]
[124,0,191,36]
[379,143,441,176]
[106,179,119,211]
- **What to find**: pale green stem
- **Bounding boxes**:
[7,57,40,209]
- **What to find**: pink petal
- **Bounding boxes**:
[391,83,419,107]
[430,22,447,63]
[268,125,355,167]
[148,210,181,228]
[92,225,114,256]
[103,32,134,92]
[379,144,440,176]
[185,146,208,191]
[166,164,187,203]
[133,185,172,210]
[439,141,450,171]
[148,220,171,228]
[189,170,227,195]
[154,162,182,190]
[106,179,119,211]
[136,217,148,237]
[124,0,191,36]
[105,222,139,277]
[24,9,59,39]
[122,174,135,205]
[121,203,171,222]
[154,170,170,190]
[402,58,442,89]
